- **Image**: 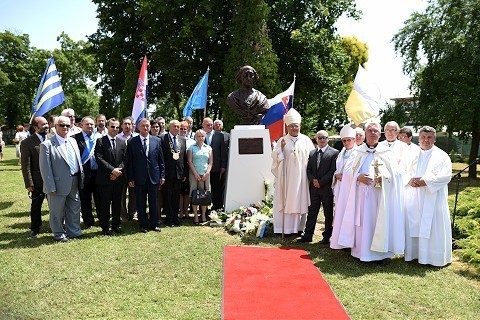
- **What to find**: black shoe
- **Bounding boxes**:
[140,228,149,233]
[111,227,123,234]
[70,235,84,240]
[103,230,112,236]
[55,237,69,243]
[297,236,313,243]
[30,231,39,238]
[152,226,161,232]
[320,238,330,245]
[84,225,94,230]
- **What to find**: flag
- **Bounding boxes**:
[30,57,65,120]
[131,56,148,125]
[260,80,295,141]
[182,69,209,118]
[345,65,381,125]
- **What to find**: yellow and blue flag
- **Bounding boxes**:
[30,57,65,120]
[183,69,209,118]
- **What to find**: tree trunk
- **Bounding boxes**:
[468,131,479,178]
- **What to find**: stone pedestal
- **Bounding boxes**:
[224,125,274,212]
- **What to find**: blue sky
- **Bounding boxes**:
[1,0,427,103]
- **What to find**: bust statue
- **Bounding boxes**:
[227,66,270,125]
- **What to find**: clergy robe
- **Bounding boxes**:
[379,139,409,169]
[271,133,315,234]
[330,147,356,249]
[339,143,405,261]
[404,145,452,266]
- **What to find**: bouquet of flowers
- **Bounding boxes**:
[208,198,273,237]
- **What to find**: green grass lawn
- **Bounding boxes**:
[0,145,479,319]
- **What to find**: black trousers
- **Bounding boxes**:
[210,171,225,210]
[304,188,334,239]
[162,179,181,225]
[79,170,101,227]
[30,186,45,232]
[98,183,123,231]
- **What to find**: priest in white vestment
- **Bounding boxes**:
[271,109,315,235]
[339,121,405,262]
[355,127,365,148]
[330,125,357,249]
[404,126,452,266]
[379,121,408,168]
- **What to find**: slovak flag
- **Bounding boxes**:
[260,80,295,141]
[131,56,148,125]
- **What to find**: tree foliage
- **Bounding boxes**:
[393,0,480,177]
[89,0,361,134]
[119,60,138,120]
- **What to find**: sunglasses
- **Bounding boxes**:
[317,136,328,140]
[67,115,75,118]
[57,123,71,128]
[110,126,120,129]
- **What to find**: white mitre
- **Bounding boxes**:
[285,108,302,126]
[340,124,356,138]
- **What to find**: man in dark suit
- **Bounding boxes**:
[299,130,339,244]
[160,120,187,227]
[127,118,165,233]
[20,116,49,238]
[95,118,127,235]
[39,116,84,242]
[202,117,228,210]
[74,116,101,229]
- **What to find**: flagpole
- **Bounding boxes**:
[281,74,295,240]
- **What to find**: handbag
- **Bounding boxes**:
[191,189,212,206]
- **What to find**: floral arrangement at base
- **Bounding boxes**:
[208,197,273,237]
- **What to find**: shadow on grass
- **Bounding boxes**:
[0,201,14,211]
[240,234,434,278]
[0,159,20,167]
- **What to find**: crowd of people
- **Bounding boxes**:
[18,106,452,267]
[271,112,452,267]
[20,108,230,241]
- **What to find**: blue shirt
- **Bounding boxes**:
[188,143,211,175]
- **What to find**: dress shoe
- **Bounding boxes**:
[70,235,84,240]
[320,238,330,245]
[55,237,69,243]
[297,236,313,243]
[152,226,161,232]
[111,227,123,234]
[30,231,39,238]
[103,230,112,236]
[140,228,149,233]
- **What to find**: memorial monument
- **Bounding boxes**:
[224,66,275,212]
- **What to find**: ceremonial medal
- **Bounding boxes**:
[173,152,180,160]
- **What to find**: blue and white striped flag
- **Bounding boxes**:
[30,57,65,120]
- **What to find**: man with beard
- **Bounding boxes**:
[20,116,49,238]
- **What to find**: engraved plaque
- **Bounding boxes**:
[238,138,263,155]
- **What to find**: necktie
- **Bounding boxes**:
[40,133,46,141]
[143,138,148,155]
[111,138,116,151]
[317,149,323,168]
[206,132,211,145]
[173,136,178,152]
[67,141,76,175]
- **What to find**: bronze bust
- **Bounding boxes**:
[227,66,269,125]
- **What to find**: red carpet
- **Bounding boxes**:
[222,246,350,320]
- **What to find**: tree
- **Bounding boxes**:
[221,0,280,129]
[0,31,50,127]
[119,60,138,120]
[53,33,100,118]
[393,0,480,178]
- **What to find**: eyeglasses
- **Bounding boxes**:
[179,128,187,131]
[317,136,328,140]
[385,129,397,133]
[151,126,160,129]
[110,126,120,129]
[67,115,75,119]
[57,123,71,128]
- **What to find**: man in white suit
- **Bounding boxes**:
[40,116,84,242]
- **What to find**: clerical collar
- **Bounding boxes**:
[387,140,396,147]
[366,143,377,149]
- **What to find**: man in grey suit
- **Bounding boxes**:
[20,116,49,238]
[39,116,84,242]
[299,130,339,244]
